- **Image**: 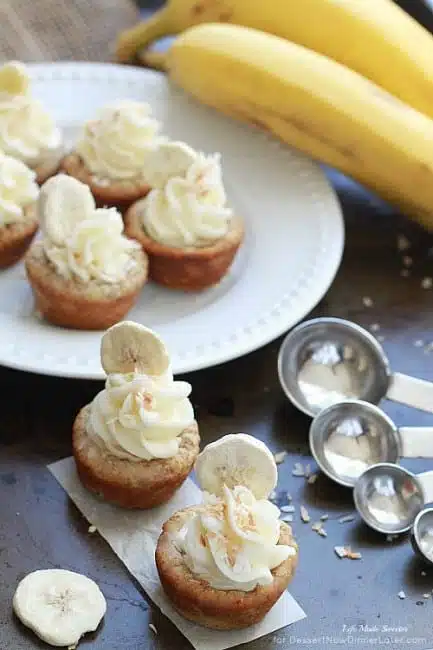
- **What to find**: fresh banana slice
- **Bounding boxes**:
[101,320,170,376]
[144,141,198,188]
[195,433,278,499]
[39,174,95,245]
[0,61,30,96]
[13,569,106,648]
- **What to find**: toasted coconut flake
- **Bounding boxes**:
[281,505,295,513]
[300,505,310,523]
[334,546,347,559]
[88,525,97,534]
[149,623,158,635]
[286,492,292,502]
[281,513,293,523]
[346,548,362,560]
[274,451,287,465]
[363,296,373,307]
[307,473,318,485]
[312,522,322,532]
[423,593,431,599]
[339,514,355,524]
[292,463,305,477]
[421,571,427,577]
[370,323,380,332]
[398,591,406,600]
[397,235,410,251]
[317,527,327,538]
[421,277,432,290]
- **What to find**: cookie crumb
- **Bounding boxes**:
[300,505,310,523]
[274,451,287,465]
[149,623,158,635]
[88,525,97,534]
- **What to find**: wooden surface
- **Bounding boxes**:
[1,2,433,649]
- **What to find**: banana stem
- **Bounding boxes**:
[138,50,169,72]
[115,7,172,63]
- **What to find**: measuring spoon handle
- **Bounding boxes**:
[387,373,433,414]
[400,427,433,458]
[418,471,433,503]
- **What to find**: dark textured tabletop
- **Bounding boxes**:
[2,2,433,649]
[1,169,432,650]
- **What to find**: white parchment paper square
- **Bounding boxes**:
[49,457,306,650]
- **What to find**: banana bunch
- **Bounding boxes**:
[116,0,433,121]
[115,1,433,230]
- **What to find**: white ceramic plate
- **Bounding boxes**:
[0,63,344,380]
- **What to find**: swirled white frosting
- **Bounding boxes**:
[41,176,141,283]
[142,147,233,248]
[87,371,195,460]
[44,208,140,284]
[176,485,295,591]
[0,65,61,165]
[0,153,39,226]
[75,100,162,180]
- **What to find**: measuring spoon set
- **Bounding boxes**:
[278,317,433,563]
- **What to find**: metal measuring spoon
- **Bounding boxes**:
[353,463,433,534]
[277,317,433,418]
[411,508,433,566]
[309,400,433,487]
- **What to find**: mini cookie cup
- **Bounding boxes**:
[155,506,298,629]
[124,200,244,291]
[72,405,200,509]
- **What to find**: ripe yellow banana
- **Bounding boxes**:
[165,23,433,231]
[116,0,433,121]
